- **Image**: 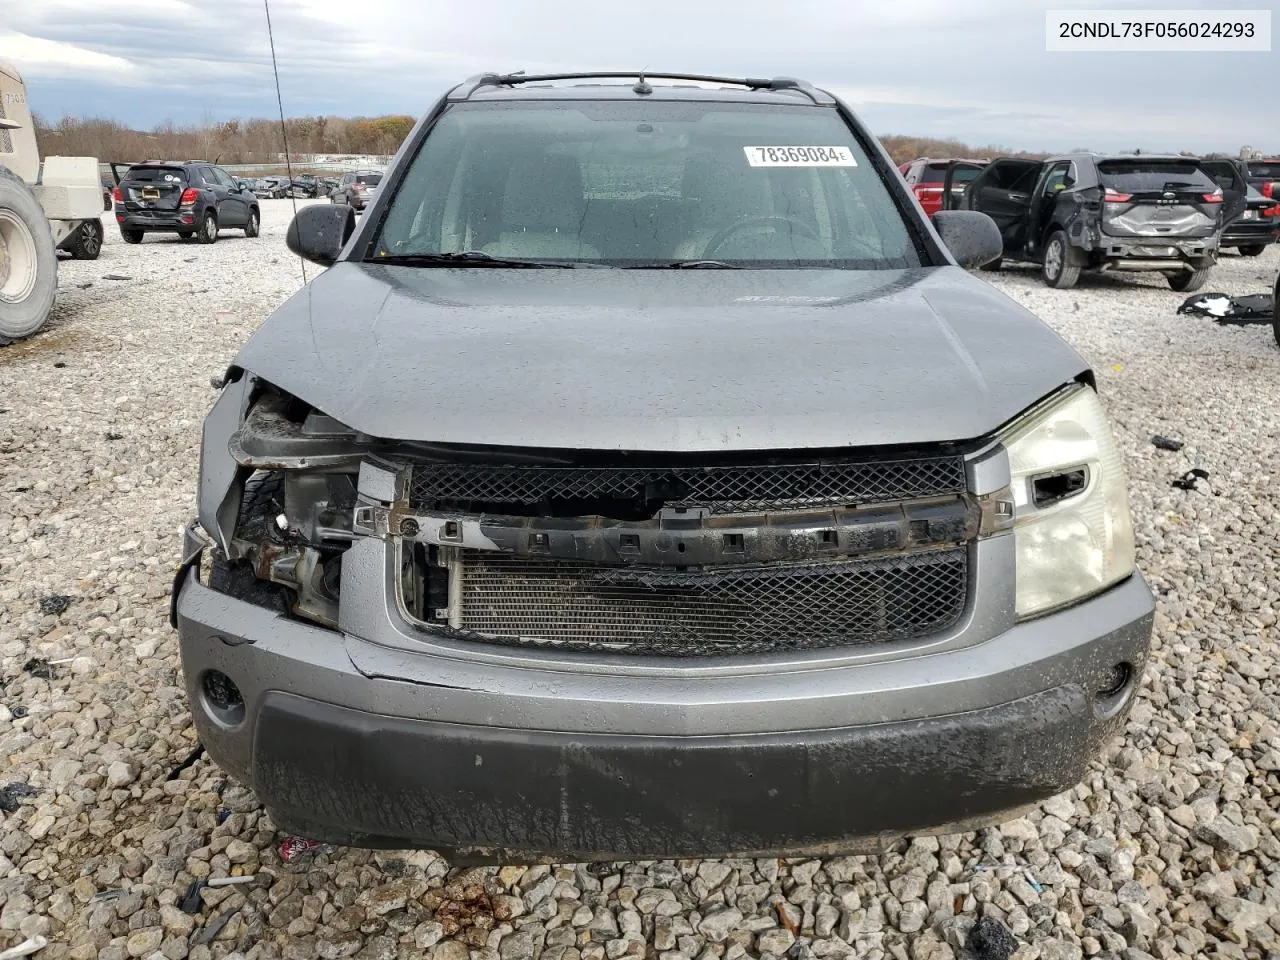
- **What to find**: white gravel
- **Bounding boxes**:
[2,200,1279,960]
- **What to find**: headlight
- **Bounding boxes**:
[1002,383,1135,619]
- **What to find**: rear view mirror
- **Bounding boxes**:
[286,203,357,266]
[932,210,1003,268]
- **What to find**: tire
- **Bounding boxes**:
[177,231,194,240]
[197,210,218,244]
[0,165,59,343]
[1040,231,1081,289]
[1168,265,1212,293]
[979,256,1003,272]
[66,219,104,260]
[244,208,260,238]
[1273,270,1280,348]
[1238,244,1267,257]
[121,229,144,244]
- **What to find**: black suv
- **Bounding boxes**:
[114,161,261,244]
[1202,159,1280,256]
[952,154,1243,291]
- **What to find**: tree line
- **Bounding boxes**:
[40,114,1237,168]
[32,114,417,164]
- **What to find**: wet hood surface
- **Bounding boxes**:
[234,264,1088,452]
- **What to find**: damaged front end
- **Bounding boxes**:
[194,374,1015,656]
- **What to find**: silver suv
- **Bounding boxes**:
[173,71,1153,862]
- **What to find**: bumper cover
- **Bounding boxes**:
[175,532,1153,860]
[255,681,1111,862]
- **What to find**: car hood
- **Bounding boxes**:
[233,264,1088,452]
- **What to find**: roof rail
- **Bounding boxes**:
[455,71,831,105]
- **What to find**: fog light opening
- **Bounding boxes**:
[202,669,245,726]
[1096,662,1132,700]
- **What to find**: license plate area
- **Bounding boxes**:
[142,188,160,199]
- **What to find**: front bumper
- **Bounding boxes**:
[175,525,1154,861]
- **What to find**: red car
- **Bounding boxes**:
[899,157,989,217]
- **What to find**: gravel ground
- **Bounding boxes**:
[2,200,1279,960]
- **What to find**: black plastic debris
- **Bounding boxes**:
[193,907,239,946]
[968,915,1018,960]
[166,744,206,781]
[0,782,38,814]
[180,879,207,914]
[1177,292,1274,325]
[216,808,232,825]
[53,362,66,368]
[38,595,72,615]
[9,705,28,720]
[104,432,124,441]
[22,658,54,679]
[1172,468,1210,491]
[1151,435,1184,452]
[102,274,133,281]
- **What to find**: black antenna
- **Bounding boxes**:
[633,71,652,96]
[263,0,305,283]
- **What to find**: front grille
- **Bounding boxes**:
[410,455,967,516]
[447,547,968,656]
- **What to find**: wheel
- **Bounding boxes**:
[121,229,144,244]
[0,166,58,343]
[1168,265,1212,293]
[177,231,194,240]
[1273,270,1280,348]
[979,256,1003,272]
[1238,244,1267,257]
[197,210,218,244]
[244,208,260,238]
[1040,231,1081,289]
[66,219,104,260]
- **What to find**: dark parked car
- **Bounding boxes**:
[330,170,381,210]
[899,157,988,217]
[1244,158,1280,199]
[1202,159,1280,256]
[100,172,114,211]
[113,161,260,244]
[290,174,320,198]
[175,71,1152,862]
[957,153,1242,290]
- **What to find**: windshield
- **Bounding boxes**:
[372,100,919,268]
[1097,160,1215,192]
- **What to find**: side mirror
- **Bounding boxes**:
[931,210,1003,268]
[286,203,357,266]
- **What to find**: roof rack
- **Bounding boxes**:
[450,71,830,105]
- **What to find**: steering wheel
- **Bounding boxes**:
[702,216,822,258]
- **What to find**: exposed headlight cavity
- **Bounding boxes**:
[1002,384,1136,619]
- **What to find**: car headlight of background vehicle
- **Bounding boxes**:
[1002,383,1136,619]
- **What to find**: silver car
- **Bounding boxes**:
[174,70,1153,863]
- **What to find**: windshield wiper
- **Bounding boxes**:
[371,251,576,269]
[629,259,741,269]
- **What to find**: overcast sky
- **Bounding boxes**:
[3,0,1275,154]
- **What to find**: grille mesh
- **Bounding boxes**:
[411,456,967,515]
[450,547,968,655]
